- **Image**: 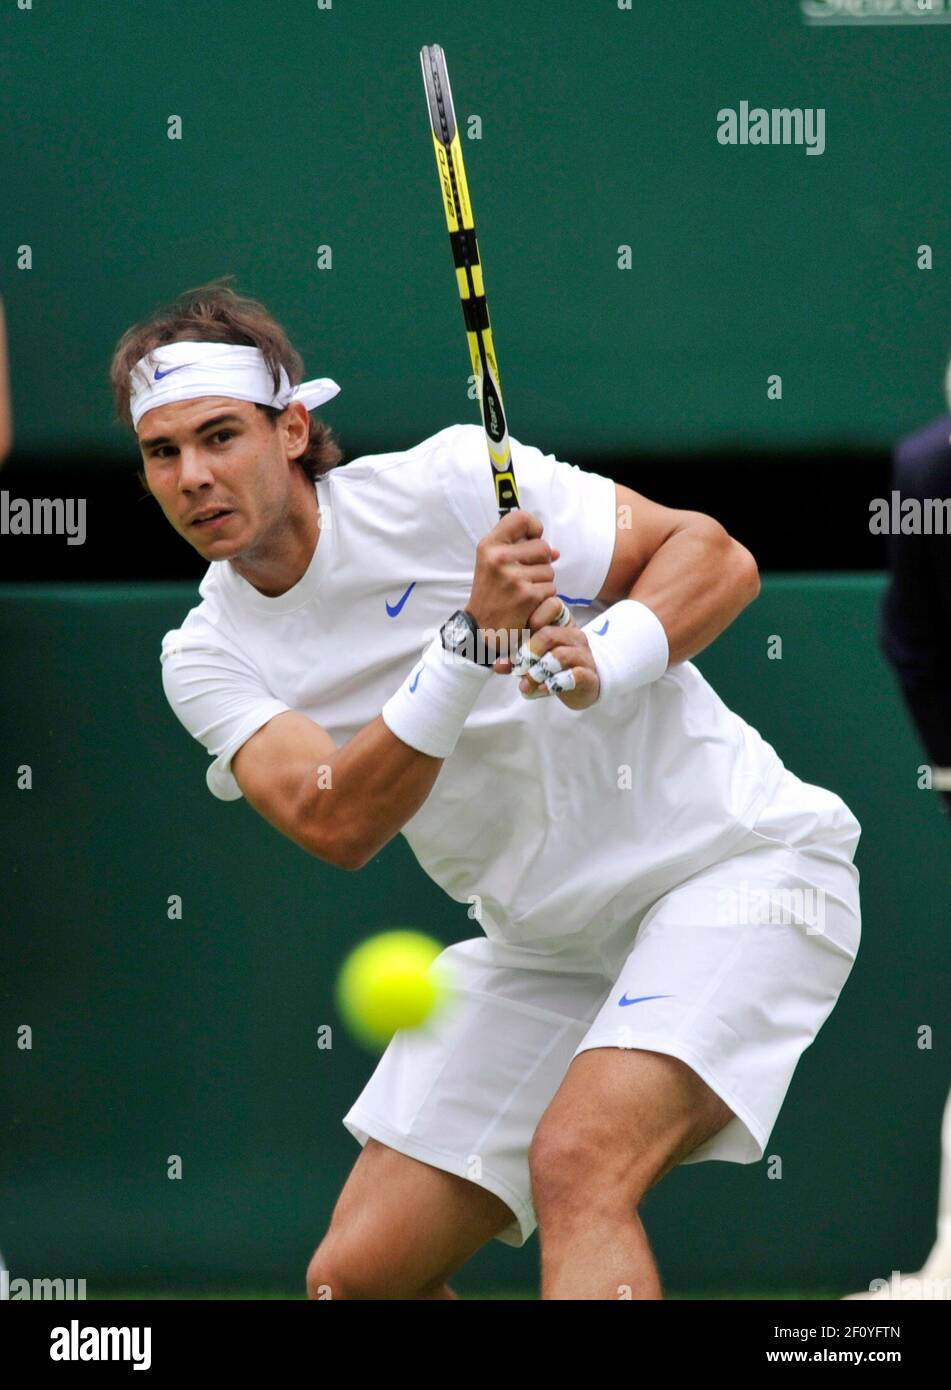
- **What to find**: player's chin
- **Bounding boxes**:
[185,514,243,552]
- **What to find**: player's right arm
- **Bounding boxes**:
[231,709,446,872]
[230,509,559,870]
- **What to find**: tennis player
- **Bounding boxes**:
[111,284,862,1300]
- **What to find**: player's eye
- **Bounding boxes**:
[146,431,234,459]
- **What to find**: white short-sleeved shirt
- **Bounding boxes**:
[160,423,786,950]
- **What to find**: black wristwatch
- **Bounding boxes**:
[439,609,494,666]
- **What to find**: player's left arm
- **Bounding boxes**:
[514,482,759,708]
[596,482,760,657]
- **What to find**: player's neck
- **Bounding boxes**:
[228,476,321,599]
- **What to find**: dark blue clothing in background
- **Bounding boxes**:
[878,415,951,816]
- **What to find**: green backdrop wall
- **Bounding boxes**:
[1,575,948,1295]
[2,0,950,464]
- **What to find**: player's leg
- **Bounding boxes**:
[306,1137,515,1300]
[531,784,862,1300]
[529,1046,733,1299]
[326,934,626,1295]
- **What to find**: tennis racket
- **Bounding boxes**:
[420,43,571,629]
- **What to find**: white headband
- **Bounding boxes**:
[129,341,341,430]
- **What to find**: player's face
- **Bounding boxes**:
[137,396,303,558]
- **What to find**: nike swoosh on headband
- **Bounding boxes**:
[153,364,196,380]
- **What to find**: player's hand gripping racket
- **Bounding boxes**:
[420,43,571,631]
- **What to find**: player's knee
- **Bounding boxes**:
[529,1112,670,1219]
[306,1238,373,1301]
[529,1123,612,1217]
[306,1243,337,1300]
[307,1234,425,1301]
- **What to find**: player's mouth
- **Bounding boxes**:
[191,509,234,530]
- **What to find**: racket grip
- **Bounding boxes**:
[553,601,572,627]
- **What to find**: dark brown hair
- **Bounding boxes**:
[109,278,344,485]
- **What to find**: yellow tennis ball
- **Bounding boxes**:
[335,930,451,1051]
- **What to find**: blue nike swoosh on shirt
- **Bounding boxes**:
[386,582,417,617]
[409,669,422,693]
[618,993,673,1007]
[153,363,194,380]
[594,619,609,635]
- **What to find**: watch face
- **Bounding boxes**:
[443,611,476,658]
[445,614,470,648]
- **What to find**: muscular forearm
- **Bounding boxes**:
[627,518,760,666]
[304,715,444,870]
[302,508,558,867]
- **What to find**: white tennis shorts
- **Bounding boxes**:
[342,770,862,1247]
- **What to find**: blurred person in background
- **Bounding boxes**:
[0,297,11,465]
[0,297,10,1277]
[846,364,951,1300]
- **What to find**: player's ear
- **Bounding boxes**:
[279,400,311,459]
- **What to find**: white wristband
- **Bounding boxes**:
[381,635,493,758]
[584,599,669,712]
